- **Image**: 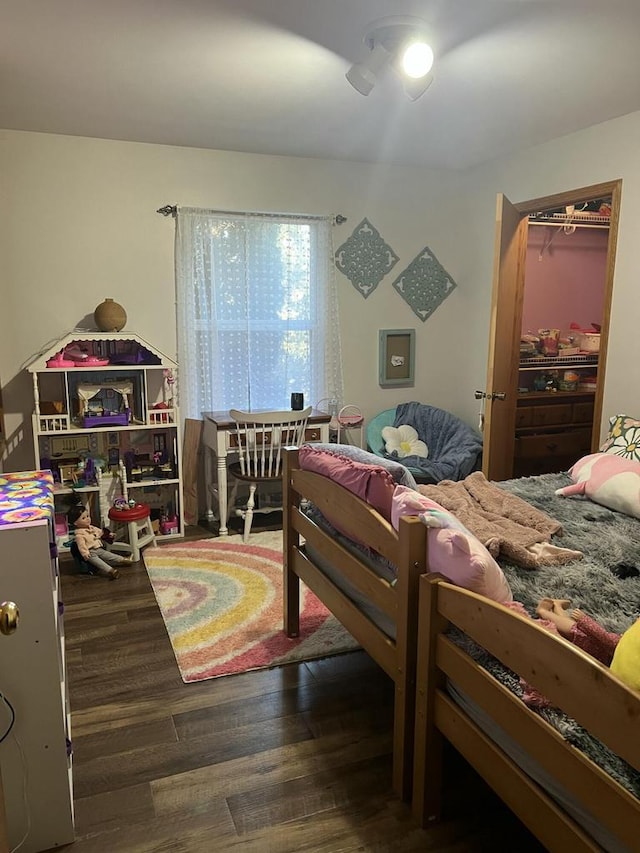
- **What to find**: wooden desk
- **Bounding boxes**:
[202,409,330,535]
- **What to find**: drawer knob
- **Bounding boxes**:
[546,442,558,452]
[0,601,19,635]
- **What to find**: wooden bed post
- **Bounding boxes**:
[283,447,300,637]
[412,573,448,826]
[392,516,428,801]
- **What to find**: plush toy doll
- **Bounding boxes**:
[555,452,640,519]
[67,504,132,580]
[611,617,640,691]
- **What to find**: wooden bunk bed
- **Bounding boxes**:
[412,577,640,851]
[283,444,639,848]
[283,447,428,800]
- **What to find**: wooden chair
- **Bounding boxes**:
[228,407,312,541]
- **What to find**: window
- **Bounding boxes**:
[175,208,343,419]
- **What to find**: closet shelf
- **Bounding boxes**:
[528,213,610,230]
[519,353,598,370]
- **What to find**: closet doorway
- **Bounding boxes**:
[482,179,622,482]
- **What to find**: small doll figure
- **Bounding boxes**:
[536,598,639,691]
[67,504,132,580]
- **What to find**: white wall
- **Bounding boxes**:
[461,110,640,441]
[0,130,472,471]
[2,111,640,473]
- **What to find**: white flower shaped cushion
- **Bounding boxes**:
[381,424,428,459]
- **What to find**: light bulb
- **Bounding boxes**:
[401,42,433,78]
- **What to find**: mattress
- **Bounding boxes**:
[447,680,631,853]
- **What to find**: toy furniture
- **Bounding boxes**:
[25,332,184,546]
[76,380,133,427]
[108,502,157,561]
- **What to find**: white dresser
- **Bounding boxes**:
[0,471,74,853]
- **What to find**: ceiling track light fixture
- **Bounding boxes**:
[346,16,434,101]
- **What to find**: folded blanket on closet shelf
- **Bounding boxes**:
[418,472,583,569]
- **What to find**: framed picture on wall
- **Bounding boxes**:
[379,329,415,387]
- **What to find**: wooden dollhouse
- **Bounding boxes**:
[25,332,184,549]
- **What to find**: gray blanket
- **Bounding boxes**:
[385,402,483,483]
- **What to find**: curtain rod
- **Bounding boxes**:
[156,204,346,225]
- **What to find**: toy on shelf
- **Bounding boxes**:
[113,496,137,511]
[160,504,179,535]
[77,381,133,427]
[46,352,76,368]
[80,356,110,367]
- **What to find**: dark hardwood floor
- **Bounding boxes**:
[61,522,544,852]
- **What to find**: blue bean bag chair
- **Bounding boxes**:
[366,402,483,485]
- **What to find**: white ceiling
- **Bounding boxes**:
[2,0,640,170]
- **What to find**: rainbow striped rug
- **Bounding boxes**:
[143,531,359,682]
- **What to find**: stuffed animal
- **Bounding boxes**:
[555,452,640,519]
[381,424,428,459]
[611,617,640,692]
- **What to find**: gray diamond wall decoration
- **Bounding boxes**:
[334,218,399,298]
[392,246,457,322]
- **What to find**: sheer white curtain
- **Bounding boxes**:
[175,208,343,419]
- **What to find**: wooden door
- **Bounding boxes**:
[482,180,622,482]
[482,194,528,481]
[0,773,8,853]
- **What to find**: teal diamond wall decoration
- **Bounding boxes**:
[392,246,457,322]
[335,218,399,298]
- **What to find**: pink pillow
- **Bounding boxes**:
[556,452,640,518]
[298,445,396,535]
[391,486,513,603]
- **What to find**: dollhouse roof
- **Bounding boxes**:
[26,331,178,372]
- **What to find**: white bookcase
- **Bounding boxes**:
[26,332,185,547]
[0,471,74,853]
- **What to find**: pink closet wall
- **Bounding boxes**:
[521,227,608,336]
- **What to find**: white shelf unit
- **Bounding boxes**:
[26,332,185,543]
[0,472,74,853]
